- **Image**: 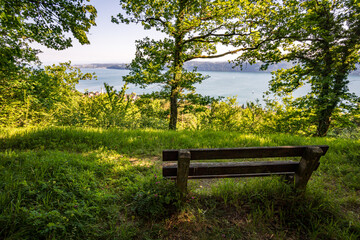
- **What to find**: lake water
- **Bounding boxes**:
[76,68,360,104]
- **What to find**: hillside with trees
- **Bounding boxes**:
[76,61,360,75]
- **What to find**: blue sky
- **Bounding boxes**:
[37,0,164,64]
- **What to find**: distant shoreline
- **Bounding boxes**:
[74,61,360,75]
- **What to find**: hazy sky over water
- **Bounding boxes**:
[36,0,164,65]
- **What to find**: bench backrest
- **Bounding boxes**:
[163,145,329,161]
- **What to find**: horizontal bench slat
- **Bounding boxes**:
[164,172,296,179]
[163,161,299,178]
[162,145,329,161]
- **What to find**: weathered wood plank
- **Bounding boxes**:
[162,145,329,161]
[163,161,299,178]
[165,172,296,179]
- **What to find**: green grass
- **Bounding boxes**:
[1,126,359,239]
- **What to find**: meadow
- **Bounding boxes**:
[1,127,359,239]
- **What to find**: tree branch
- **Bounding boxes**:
[185,37,273,61]
[183,25,224,43]
[184,30,253,44]
[137,17,167,28]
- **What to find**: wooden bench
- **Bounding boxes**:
[162,145,329,195]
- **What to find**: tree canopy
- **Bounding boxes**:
[114,0,281,130]
[0,0,97,77]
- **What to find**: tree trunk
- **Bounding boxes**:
[315,108,332,137]
[314,35,333,137]
[169,86,178,130]
[315,79,344,137]
[168,0,185,130]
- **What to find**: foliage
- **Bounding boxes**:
[0,1,97,128]
[0,0,97,129]
[0,0,96,79]
[2,66,358,135]
[113,0,281,130]
[134,97,169,129]
[262,96,316,135]
[71,83,139,128]
[238,0,360,136]
[52,84,172,129]
[0,62,95,127]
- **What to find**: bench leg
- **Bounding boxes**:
[177,150,191,199]
[295,147,323,190]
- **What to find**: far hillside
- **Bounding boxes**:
[75,62,360,75]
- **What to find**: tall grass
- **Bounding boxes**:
[0,149,148,239]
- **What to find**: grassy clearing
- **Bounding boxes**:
[1,126,359,239]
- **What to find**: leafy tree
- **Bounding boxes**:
[0,0,96,79]
[0,0,97,126]
[113,0,280,130]
[0,0,97,77]
[240,0,360,136]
